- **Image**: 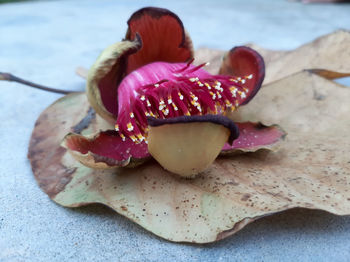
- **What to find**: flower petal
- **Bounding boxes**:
[219,46,265,105]
[62,130,150,169]
[115,60,263,143]
[221,122,286,154]
[125,7,194,74]
[86,36,141,123]
[86,7,194,123]
[147,115,239,177]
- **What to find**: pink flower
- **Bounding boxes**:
[62,7,285,178]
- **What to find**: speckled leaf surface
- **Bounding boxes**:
[28,65,350,243]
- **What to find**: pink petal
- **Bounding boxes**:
[63,130,150,168]
[116,61,261,144]
[222,122,286,152]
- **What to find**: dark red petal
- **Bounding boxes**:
[221,122,286,153]
[63,130,150,168]
[125,7,193,74]
[219,46,265,105]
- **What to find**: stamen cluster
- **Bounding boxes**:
[115,62,253,144]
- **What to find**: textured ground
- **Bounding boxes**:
[0,0,350,261]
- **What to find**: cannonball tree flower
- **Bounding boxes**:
[62,7,285,178]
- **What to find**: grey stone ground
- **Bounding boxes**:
[0,0,350,261]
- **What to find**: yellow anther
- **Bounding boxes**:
[162,109,169,116]
[197,81,204,87]
[230,87,237,97]
[127,122,134,132]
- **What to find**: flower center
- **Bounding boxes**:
[115,61,253,144]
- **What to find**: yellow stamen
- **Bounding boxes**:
[127,122,134,132]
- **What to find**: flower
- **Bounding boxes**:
[62,7,285,178]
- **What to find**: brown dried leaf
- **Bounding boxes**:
[194,48,225,75]
[306,69,350,80]
[28,68,350,243]
[248,30,350,84]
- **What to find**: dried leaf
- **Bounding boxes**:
[194,48,224,75]
[248,30,350,84]
[306,69,350,80]
[28,68,350,243]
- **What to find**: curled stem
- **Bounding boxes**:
[0,72,79,95]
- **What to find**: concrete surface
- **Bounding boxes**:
[0,0,349,261]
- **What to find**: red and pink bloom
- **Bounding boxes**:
[63,7,285,177]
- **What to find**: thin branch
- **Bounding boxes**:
[0,72,79,95]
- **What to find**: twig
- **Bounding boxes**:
[0,72,78,95]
